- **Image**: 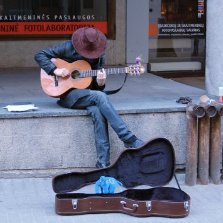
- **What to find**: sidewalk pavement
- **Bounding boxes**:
[0,174,223,223]
[0,67,206,107]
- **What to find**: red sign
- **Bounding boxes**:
[0,21,108,35]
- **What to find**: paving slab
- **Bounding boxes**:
[0,68,207,118]
[0,175,222,223]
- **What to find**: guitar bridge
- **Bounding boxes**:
[54,75,58,87]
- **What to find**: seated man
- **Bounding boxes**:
[34,27,144,168]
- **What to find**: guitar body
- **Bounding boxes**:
[40,59,92,97]
[40,58,145,97]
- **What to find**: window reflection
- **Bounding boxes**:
[149,0,206,74]
[0,0,107,21]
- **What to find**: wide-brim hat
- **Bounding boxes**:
[72,27,107,59]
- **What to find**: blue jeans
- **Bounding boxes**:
[73,90,134,166]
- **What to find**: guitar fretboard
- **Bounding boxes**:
[80,67,127,78]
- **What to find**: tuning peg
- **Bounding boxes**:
[135,56,142,65]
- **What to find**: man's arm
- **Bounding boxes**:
[34,41,72,75]
[91,55,106,90]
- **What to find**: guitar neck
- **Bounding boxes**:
[80,67,127,78]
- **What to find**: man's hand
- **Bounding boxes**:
[96,68,106,86]
[54,68,70,77]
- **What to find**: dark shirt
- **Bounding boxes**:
[34,40,106,108]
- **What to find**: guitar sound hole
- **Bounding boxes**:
[71,70,80,79]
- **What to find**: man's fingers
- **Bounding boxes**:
[97,68,106,79]
[61,68,70,77]
[54,68,70,77]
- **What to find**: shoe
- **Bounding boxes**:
[124,136,145,149]
[95,161,110,169]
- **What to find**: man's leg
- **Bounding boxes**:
[72,90,144,168]
[73,97,110,168]
[87,106,110,168]
[86,91,144,147]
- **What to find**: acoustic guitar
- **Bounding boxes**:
[40,58,145,97]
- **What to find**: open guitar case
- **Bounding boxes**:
[52,138,190,218]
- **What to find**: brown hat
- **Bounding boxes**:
[72,27,107,59]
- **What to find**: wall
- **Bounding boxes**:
[126,0,149,64]
[0,111,187,178]
[206,0,223,96]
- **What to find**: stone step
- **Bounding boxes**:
[0,103,187,178]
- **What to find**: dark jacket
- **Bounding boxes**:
[34,40,105,108]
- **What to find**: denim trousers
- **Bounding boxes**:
[73,90,134,166]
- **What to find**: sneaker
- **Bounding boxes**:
[124,137,145,149]
[95,161,110,169]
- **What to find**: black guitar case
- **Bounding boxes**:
[52,138,190,217]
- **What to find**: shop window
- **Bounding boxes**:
[149,0,206,76]
[83,0,94,9]
[0,0,115,39]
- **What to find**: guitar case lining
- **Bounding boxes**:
[53,138,190,217]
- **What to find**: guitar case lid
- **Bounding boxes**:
[52,138,175,193]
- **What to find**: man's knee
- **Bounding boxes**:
[92,91,108,102]
[88,105,100,115]
[87,106,107,132]
[87,106,104,121]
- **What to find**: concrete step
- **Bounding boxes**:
[0,104,187,177]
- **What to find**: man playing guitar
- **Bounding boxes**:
[34,27,144,168]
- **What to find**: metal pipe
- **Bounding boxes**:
[210,114,222,184]
[199,102,217,118]
[198,115,210,185]
[185,108,198,186]
[186,103,206,118]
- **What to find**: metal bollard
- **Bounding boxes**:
[185,97,223,185]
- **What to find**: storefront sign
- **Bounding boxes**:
[0,21,107,35]
[0,0,109,37]
[148,0,206,38]
[158,23,205,37]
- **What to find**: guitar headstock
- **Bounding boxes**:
[126,56,145,76]
[126,64,145,76]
